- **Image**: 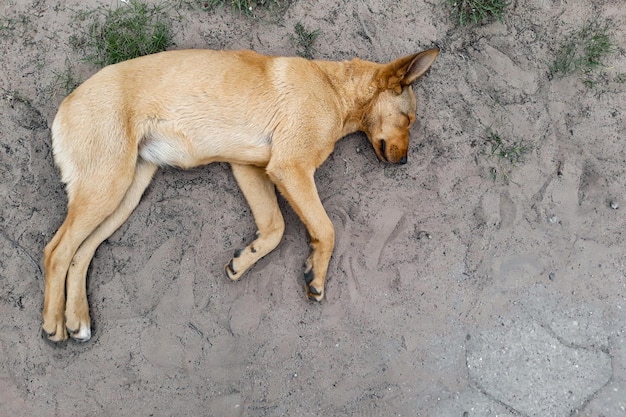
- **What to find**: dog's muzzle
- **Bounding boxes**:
[380,139,408,164]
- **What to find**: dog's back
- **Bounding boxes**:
[54,51,277,175]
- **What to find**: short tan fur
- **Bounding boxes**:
[43,48,438,342]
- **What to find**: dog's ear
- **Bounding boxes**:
[377,48,439,93]
[400,48,439,85]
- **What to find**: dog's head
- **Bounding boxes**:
[362,49,439,164]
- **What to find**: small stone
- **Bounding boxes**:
[609,201,619,209]
[416,230,432,240]
[549,272,555,281]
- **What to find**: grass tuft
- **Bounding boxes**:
[198,0,282,15]
[80,0,173,67]
[51,60,81,94]
[449,0,508,26]
[292,22,320,59]
[550,20,614,84]
[484,129,529,181]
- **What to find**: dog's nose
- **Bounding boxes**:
[399,155,407,164]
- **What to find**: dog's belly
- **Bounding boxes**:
[139,122,272,168]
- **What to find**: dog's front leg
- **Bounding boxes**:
[226,164,285,280]
[267,165,334,301]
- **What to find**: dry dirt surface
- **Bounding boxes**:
[1,1,625,416]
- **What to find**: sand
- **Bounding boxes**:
[1,0,625,415]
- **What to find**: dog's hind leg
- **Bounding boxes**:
[64,159,158,342]
[266,164,334,301]
[225,163,285,281]
[43,147,138,342]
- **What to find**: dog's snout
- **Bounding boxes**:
[378,138,408,164]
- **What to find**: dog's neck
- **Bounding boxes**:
[311,58,382,137]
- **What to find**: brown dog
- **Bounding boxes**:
[43,48,438,342]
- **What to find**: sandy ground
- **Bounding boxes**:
[1,0,625,416]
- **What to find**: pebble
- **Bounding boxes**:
[416,230,432,240]
[609,201,619,209]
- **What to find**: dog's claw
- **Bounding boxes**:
[303,265,324,300]
[306,279,324,301]
[225,259,239,281]
[42,315,70,342]
[67,325,92,342]
[42,326,68,343]
[41,328,55,339]
[41,328,68,347]
[307,284,324,302]
[308,284,321,296]
[303,268,314,285]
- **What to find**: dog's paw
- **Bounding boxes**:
[225,260,238,280]
[42,318,68,342]
[65,301,92,342]
[66,322,92,342]
[225,249,242,281]
[304,267,324,302]
[306,283,324,302]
